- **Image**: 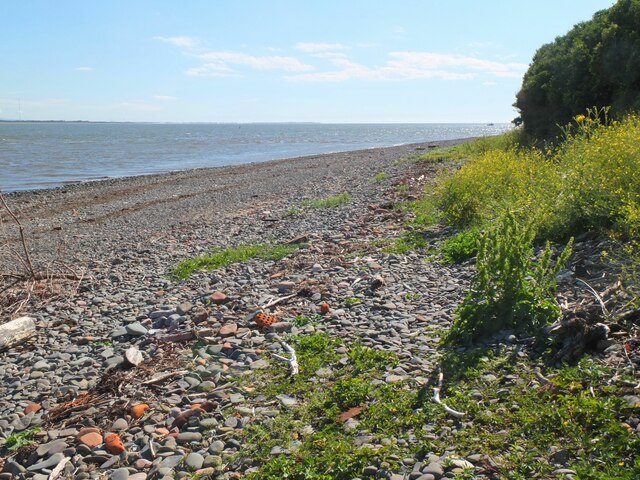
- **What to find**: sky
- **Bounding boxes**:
[0,0,616,123]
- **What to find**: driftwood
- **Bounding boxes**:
[433,372,465,418]
[48,456,71,480]
[576,278,609,318]
[0,316,36,351]
[261,293,297,310]
[0,194,35,280]
[140,370,189,385]
[272,342,299,376]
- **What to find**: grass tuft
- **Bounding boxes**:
[302,192,351,209]
[172,243,301,279]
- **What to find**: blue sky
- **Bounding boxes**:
[0,0,615,123]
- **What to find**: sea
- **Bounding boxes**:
[0,122,511,192]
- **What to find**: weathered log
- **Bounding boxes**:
[0,316,36,351]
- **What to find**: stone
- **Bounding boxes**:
[110,467,130,480]
[185,452,205,470]
[105,433,126,454]
[125,322,148,336]
[24,402,42,414]
[131,403,150,419]
[422,463,444,478]
[209,440,225,454]
[177,303,193,315]
[219,322,237,336]
[27,452,64,472]
[176,432,202,444]
[124,346,144,367]
[77,431,103,448]
[210,291,227,304]
[0,316,36,351]
[112,418,129,431]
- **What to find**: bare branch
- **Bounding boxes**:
[0,193,35,280]
[433,372,465,418]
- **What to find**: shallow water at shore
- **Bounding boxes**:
[0,122,510,191]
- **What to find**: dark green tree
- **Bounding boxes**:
[514,0,640,138]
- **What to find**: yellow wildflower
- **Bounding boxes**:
[575,114,586,122]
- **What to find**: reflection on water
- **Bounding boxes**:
[0,122,511,192]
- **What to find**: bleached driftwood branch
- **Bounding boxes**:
[576,278,609,318]
[272,342,299,376]
[433,372,465,418]
[261,293,297,309]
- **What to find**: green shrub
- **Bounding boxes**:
[434,114,640,243]
[447,213,573,345]
[440,228,482,264]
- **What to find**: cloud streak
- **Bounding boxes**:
[286,51,527,82]
[154,36,197,48]
[186,51,314,77]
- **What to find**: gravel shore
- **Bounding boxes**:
[0,139,495,479]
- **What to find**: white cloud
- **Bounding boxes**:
[295,42,347,53]
[75,66,93,72]
[154,36,197,48]
[153,95,177,101]
[285,51,527,82]
[186,51,314,77]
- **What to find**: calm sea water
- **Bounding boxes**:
[0,122,510,192]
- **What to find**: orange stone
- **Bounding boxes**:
[105,433,125,454]
[130,403,150,419]
[320,302,331,314]
[77,431,103,449]
[24,402,41,414]
[154,427,170,436]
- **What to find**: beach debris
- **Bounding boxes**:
[433,372,466,418]
[104,433,125,454]
[0,315,36,351]
[272,342,299,376]
[261,292,297,309]
[255,311,278,328]
[131,403,150,419]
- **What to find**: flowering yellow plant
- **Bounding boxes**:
[575,114,586,122]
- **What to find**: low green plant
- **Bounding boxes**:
[302,192,351,209]
[371,172,389,183]
[284,206,304,217]
[447,212,573,345]
[4,427,41,450]
[394,183,410,193]
[292,314,322,327]
[404,292,422,301]
[440,227,482,264]
[344,297,361,307]
[172,243,301,279]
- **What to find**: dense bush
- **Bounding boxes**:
[515,0,640,139]
[434,113,640,242]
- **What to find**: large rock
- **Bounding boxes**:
[0,316,36,351]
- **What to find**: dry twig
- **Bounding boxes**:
[0,193,35,280]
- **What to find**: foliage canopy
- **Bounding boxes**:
[514,0,640,138]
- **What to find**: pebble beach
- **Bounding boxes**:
[1,139,633,479]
